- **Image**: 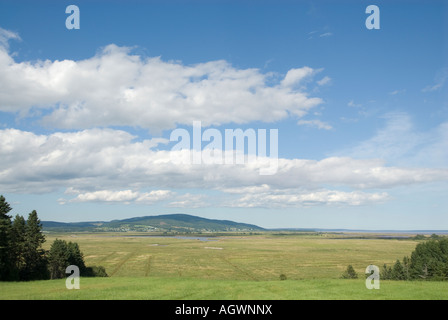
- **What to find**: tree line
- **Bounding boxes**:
[0,195,107,281]
[342,237,448,281]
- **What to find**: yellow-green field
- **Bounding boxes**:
[1,232,448,299]
[43,233,418,280]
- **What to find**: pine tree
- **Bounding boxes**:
[0,195,13,280]
[391,259,405,280]
[341,265,358,279]
[410,239,448,280]
[22,210,48,280]
[402,256,410,280]
[10,215,26,280]
[409,238,448,280]
[47,239,70,279]
[380,263,392,280]
[48,239,88,279]
[67,241,87,274]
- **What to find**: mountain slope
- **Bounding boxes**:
[42,214,264,232]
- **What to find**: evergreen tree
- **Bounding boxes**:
[67,241,86,274]
[380,263,392,280]
[402,256,411,280]
[391,259,405,280]
[22,210,48,280]
[409,238,448,280]
[0,196,12,217]
[47,239,70,279]
[10,215,26,280]
[48,239,88,279]
[0,195,13,281]
[341,265,358,279]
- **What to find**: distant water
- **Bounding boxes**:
[122,235,218,242]
[376,235,411,239]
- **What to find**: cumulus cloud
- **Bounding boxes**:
[280,66,315,87]
[64,189,174,204]
[0,39,323,131]
[225,188,390,208]
[1,128,448,207]
[221,184,389,208]
[167,193,210,208]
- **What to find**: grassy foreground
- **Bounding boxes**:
[1,277,448,300]
[1,233,447,299]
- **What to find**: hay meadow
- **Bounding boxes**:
[1,232,447,300]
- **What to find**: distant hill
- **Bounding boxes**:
[42,214,264,233]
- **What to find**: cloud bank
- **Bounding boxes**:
[1,128,447,208]
[0,42,323,132]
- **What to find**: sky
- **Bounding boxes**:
[0,0,447,230]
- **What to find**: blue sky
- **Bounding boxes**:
[0,0,447,229]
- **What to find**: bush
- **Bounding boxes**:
[341,265,358,279]
[85,266,108,277]
[279,274,287,281]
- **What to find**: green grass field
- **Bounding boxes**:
[2,277,448,300]
[1,233,447,299]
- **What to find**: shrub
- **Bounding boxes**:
[341,265,358,279]
[85,266,108,277]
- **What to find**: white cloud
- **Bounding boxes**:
[335,112,448,167]
[319,32,333,38]
[298,119,332,130]
[1,128,447,207]
[307,30,333,40]
[389,89,406,95]
[0,40,323,131]
[168,193,209,208]
[346,99,373,117]
[347,100,362,108]
[72,190,140,203]
[0,27,20,49]
[65,189,174,204]
[317,76,331,86]
[422,68,447,92]
[225,188,390,208]
[281,66,315,87]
